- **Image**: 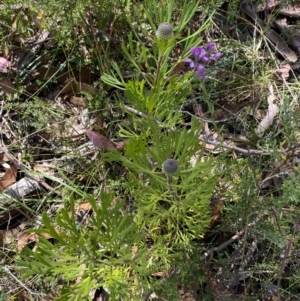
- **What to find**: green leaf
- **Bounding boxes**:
[42,211,61,240]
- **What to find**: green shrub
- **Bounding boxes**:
[14,0,220,299]
[17,191,150,300]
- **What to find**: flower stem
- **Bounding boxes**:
[166,174,178,202]
[200,81,215,116]
[166,174,180,233]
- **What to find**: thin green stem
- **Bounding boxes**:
[166,174,178,202]
[166,174,180,234]
[200,81,209,101]
[153,53,164,96]
[200,81,215,117]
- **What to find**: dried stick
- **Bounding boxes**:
[199,137,272,155]
[203,212,267,260]
[0,263,42,296]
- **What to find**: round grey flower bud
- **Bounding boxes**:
[162,159,179,175]
[155,22,174,40]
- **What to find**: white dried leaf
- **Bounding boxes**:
[256,85,279,134]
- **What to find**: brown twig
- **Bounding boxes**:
[199,136,271,155]
[0,263,43,297]
[203,212,268,260]
[200,136,300,156]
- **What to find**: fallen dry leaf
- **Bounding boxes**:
[17,232,40,252]
[267,29,298,62]
[66,202,93,225]
[256,102,278,134]
[74,202,92,211]
[270,63,291,79]
[69,96,86,107]
[0,164,17,191]
[256,85,278,134]
[0,76,15,94]
[86,130,117,150]
[18,229,58,252]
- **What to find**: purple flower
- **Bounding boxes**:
[206,43,215,51]
[190,46,206,60]
[209,52,222,60]
[184,57,195,69]
[196,64,205,80]
[183,42,222,80]
[201,56,210,63]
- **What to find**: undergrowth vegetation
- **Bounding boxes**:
[1,0,300,300]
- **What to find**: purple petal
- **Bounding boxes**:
[183,57,195,69]
[206,43,215,51]
[191,46,206,60]
[190,47,198,56]
[196,65,205,80]
[209,52,222,60]
[201,56,210,63]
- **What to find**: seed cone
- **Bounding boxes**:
[162,159,179,175]
[156,22,173,40]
